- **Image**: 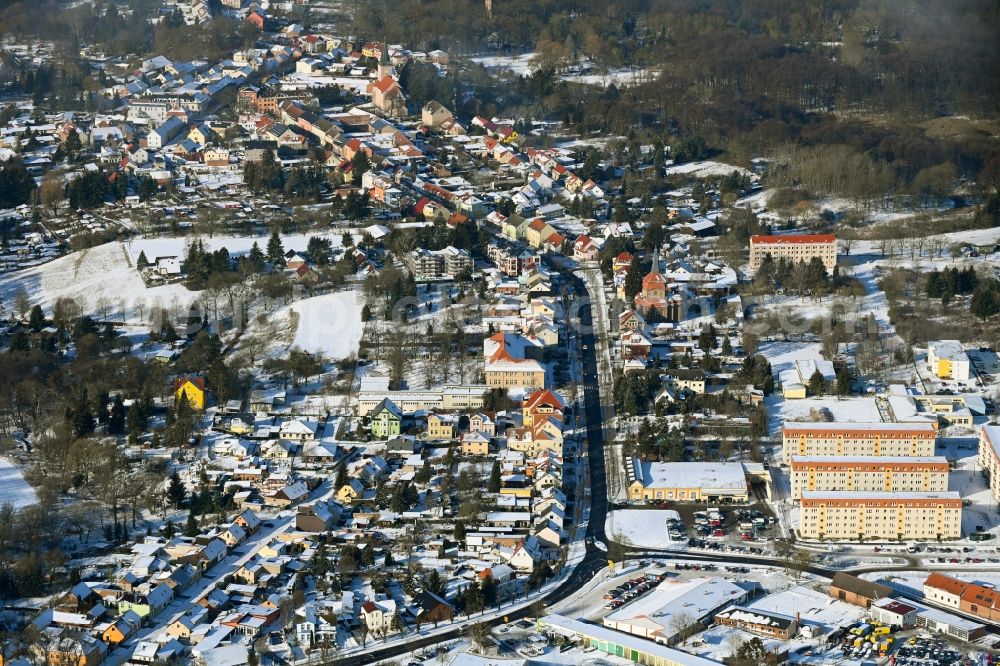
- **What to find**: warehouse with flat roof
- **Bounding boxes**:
[627,459,749,503]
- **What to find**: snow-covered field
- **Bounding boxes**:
[0,232,363,324]
[665,160,753,179]
[469,52,655,87]
[0,241,193,321]
[758,341,823,377]
[605,509,683,549]
[470,52,536,75]
[0,457,36,509]
[124,230,353,264]
[287,291,365,360]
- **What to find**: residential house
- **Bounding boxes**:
[370,399,403,439]
[426,414,456,441]
[174,377,206,410]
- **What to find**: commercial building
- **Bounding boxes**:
[482,332,547,388]
[927,340,971,382]
[915,607,986,642]
[541,614,723,666]
[868,598,919,629]
[603,576,752,645]
[749,234,837,272]
[867,592,985,642]
[627,460,749,504]
[977,425,1000,503]
[788,456,949,499]
[923,572,968,611]
[357,381,490,416]
[782,422,937,463]
[923,573,1000,630]
[828,572,893,609]
[714,606,798,640]
[798,491,962,541]
[885,384,982,428]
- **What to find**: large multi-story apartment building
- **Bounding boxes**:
[789,456,949,499]
[782,422,937,463]
[977,425,1000,502]
[749,233,837,272]
[798,491,962,541]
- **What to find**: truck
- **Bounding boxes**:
[851,623,873,638]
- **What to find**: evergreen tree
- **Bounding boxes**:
[480,574,497,608]
[807,369,826,396]
[453,520,466,540]
[136,250,150,268]
[926,270,946,298]
[624,260,644,302]
[464,582,484,615]
[28,304,45,331]
[185,510,198,537]
[971,279,1000,320]
[836,368,853,396]
[721,336,733,356]
[167,471,187,508]
[267,229,285,266]
[698,324,717,354]
[426,568,446,596]
[108,395,126,434]
[335,464,349,490]
[127,401,146,443]
[68,387,96,438]
[487,461,501,493]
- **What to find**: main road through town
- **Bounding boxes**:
[334,271,612,665]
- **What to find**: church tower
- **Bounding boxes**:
[377,42,393,80]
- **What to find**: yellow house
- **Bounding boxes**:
[499,487,533,499]
[782,384,807,400]
[461,431,490,456]
[174,377,206,410]
[524,219,556,250]
[426,414,456,441]
[101,611,141,645]
[522,389,564,427]
[337,479,364,504]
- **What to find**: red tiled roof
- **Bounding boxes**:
[371,76,399,95]
[751,234,836,245]
[174,377,206,391]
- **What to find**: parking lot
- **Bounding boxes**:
[892,636,967,666]
[601,570,667,611]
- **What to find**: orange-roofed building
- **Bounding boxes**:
[749,233,837,272]
[368,76,406,117]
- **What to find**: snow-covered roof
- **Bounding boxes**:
[633,461,747,494]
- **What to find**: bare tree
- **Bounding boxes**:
[13,286,30,319]
[668,610,697,643]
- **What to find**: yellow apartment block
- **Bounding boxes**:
[789,456,950,499]
[798,491,962,541]
[782,422,937,463]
